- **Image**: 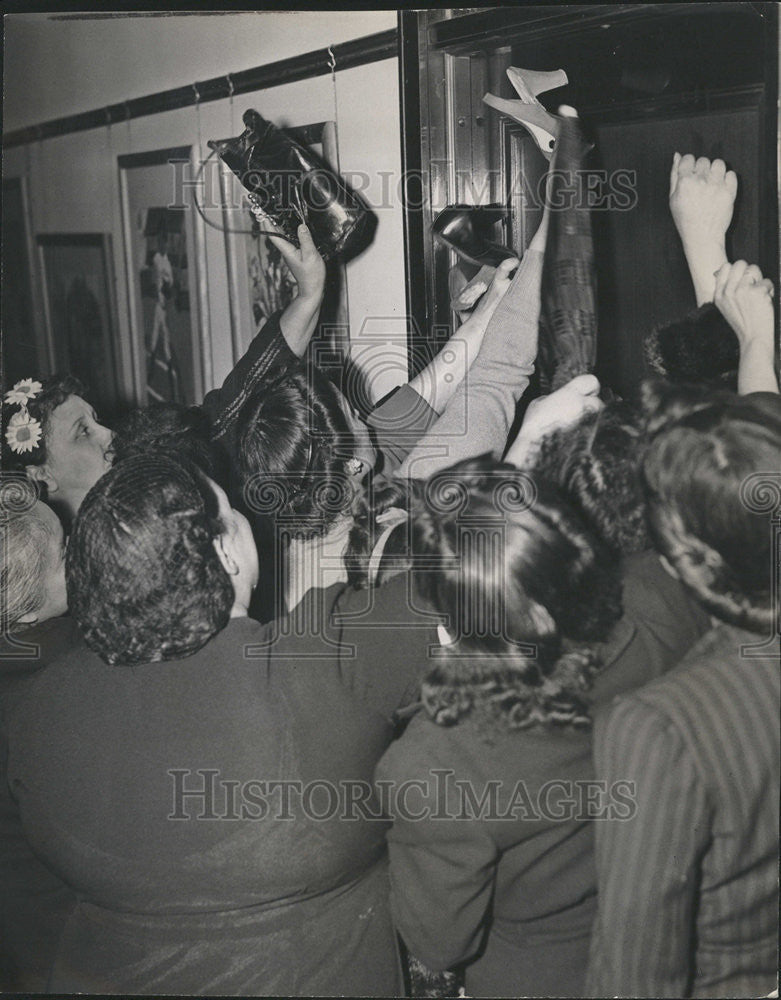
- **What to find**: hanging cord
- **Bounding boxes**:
[328,45,339,125]
[325,42,352,364]
[35,127,48,241]
[192,81,206,210]
[105,107,119,247]
[24,131,32,181]
[226,72,235,136]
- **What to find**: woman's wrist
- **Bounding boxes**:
[682,240,728,306]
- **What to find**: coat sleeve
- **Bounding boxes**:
[585,697,712,998]
[366,384,439,475]
[375,739,499,972]
[203,311,297,440]
[397,250,542,480]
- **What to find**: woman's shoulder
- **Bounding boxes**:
[600,622,779,751]
[0,615,81,676]
[620,549,708,626]
[16,618,274,706]
[334,570,428,624]
[378,709,590,786]
[640,622,778,704]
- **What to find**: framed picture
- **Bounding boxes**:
[118,146,210,406]
[36,233,121,415]
[218,121,349,364]
[2,177,42,387]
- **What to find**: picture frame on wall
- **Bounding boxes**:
[118,146,210,407]
[218,120,349,364]
[36,233,121,416]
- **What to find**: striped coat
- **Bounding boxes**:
[586,622,780,998]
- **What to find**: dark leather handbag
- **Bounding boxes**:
[208,109,371,261]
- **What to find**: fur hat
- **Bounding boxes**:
[644,303,739,388]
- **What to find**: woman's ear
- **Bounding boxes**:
[26,463,57,494]
[212,534,239,576]
[15,610,39,626]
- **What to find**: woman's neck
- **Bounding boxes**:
[285,516,352,613]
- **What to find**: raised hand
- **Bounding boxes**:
[713,260,778,395]
[505,373,603,467]
[669,153,737,306]
[270,224,327,356]
[469,257,520,329]
[669,154,737,247]
[269,224,326,304]
[714,261,775,349]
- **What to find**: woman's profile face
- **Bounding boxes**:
[42,395,113,514]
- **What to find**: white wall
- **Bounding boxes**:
[3,11,409,402]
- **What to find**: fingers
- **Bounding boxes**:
[563,372,601,397]
[715,260,773,299]
[671,153,737,192]
[266,233,299,264]
[553,382,603,420]
[669,151,681,197]
[678,153,696,175]
[495,257,520,280]
[724,259,748,298]
[713,261,731,298]
[579,395,604,419]
[268,225,316,263]
[297,223,316,255]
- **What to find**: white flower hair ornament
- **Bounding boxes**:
[4,379,44,455]
[4,379,43,407]
[5,410,43,454]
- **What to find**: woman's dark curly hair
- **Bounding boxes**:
[529,400,649,553]
[236,362,359,540]
[66,453,234,665]
[410,455,623,731]
[2,374,85,471]
[641,379,781,634]
[111,403,216,477]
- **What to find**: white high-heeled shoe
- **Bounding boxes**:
[483,66,568,159]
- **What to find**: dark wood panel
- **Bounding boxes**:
[594,105,761,396]
[402,4,777,385]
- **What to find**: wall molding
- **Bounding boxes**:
[3,27,398,149]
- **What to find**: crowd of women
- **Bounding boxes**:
[1,103,779,999]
